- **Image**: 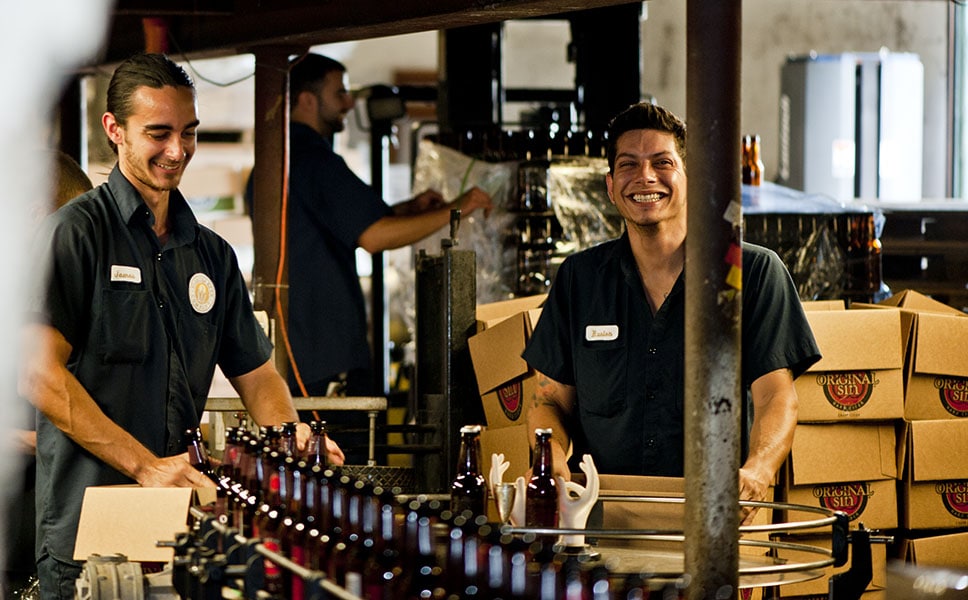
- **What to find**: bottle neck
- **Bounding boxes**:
[457,432,482,475]
[532,433,553,476]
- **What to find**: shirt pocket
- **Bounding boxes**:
[97,288,151,364]
[575,337,628,418]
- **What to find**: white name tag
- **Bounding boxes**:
[110,265,142,284]
[585,324,619,342]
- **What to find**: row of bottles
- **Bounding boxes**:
[185,424,681,599]
[437,125,609,164]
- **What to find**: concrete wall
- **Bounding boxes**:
[640,0,949,197]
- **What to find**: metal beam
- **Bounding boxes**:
[684,0,743,598]
[249,45,306,379]
[97,0,634,65]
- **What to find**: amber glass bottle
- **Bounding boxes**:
[526,428,559,536]
[450,424,488,518]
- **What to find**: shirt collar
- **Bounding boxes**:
[107,164,199,247]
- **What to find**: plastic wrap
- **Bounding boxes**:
[547,157,622,253]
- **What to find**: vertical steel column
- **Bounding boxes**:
[250,45,305,376]
[370,130,390,396]
[684,1,743,599]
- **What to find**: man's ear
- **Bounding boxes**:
[102,112,123,146]
[605,172,616,205]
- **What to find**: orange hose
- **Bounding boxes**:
[272,55,311,403]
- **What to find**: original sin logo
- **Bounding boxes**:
[935,481,968,519]
[813,482,872,520]
[496,380,524,421]
[816,371,878,412]
[933,377,968,417]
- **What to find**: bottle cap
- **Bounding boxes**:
[460,424,482,434]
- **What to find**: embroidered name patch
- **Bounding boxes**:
[585,325,619,341]
[189,273,216,314]
[110,265,142,284]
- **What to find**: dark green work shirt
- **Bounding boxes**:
[33,165,272,564]
[522,234,821,476]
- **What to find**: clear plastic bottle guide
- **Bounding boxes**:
[526,428,559,532]
[450,424,488,517]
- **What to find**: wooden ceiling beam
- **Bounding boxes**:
[96,0,633,64]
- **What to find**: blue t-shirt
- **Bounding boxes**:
[522,234,821,476]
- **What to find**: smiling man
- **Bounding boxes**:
[20,53,343,599]
[522,102,821,521]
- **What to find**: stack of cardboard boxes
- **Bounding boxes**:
[774,290,968,598]
[776,301,903,598]
[463,290,968,596]
[875,292,968,568]
[468,294,547,479]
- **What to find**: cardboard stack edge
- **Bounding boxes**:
[775,291,968,596]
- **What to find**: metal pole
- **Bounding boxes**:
[684,1,743,599]
[370,129,390,396]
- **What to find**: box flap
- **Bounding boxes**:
[468,314,531,394]
[802,300,846,311]
[74,486,194,562]
[908,531,968,569]
[912,313,968,376]
[805,310,903,371]
[910,420,968,481]
[476,294,547,328]
[878,289,964,316]
[789,424,897,485]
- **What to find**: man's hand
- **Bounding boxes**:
[453,186,494,218]
[394,189,446,215]
[738,465,772,525]
[325,435,346,466]
[136,453,215,488]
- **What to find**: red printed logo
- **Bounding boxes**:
[813,482,872,520]
[933,377,968,417]
[740,588,754,600]
[497,380,524,421]
[935,481,968,519]
[816,371,877,412]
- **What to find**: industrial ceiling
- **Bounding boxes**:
[102,0,634,64]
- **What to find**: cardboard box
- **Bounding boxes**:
[787,423,898,487]
[590,475,773,562]
[480,422,532,487]
[901,420,968,530]
[781,478,897,531]
[802,299,847,311]
[795,310,905,422]
[476,294,546,329]
[903,312,968,420]
[469,297,544,429]
[900,531,968,570]
[773,534,887,598]
[74,485,214,563]
[878,289,964,317]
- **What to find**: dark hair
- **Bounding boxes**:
[52,150,93,210]
[288,53,346,109]
[605,102,687,172]
[105,53,195,154]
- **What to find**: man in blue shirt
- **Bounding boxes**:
[523,103,820,521]
[266,54,492,461]
[22,53,344,599]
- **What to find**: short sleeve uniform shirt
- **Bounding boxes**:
[33,165,272,564]
[522,234,821,476]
